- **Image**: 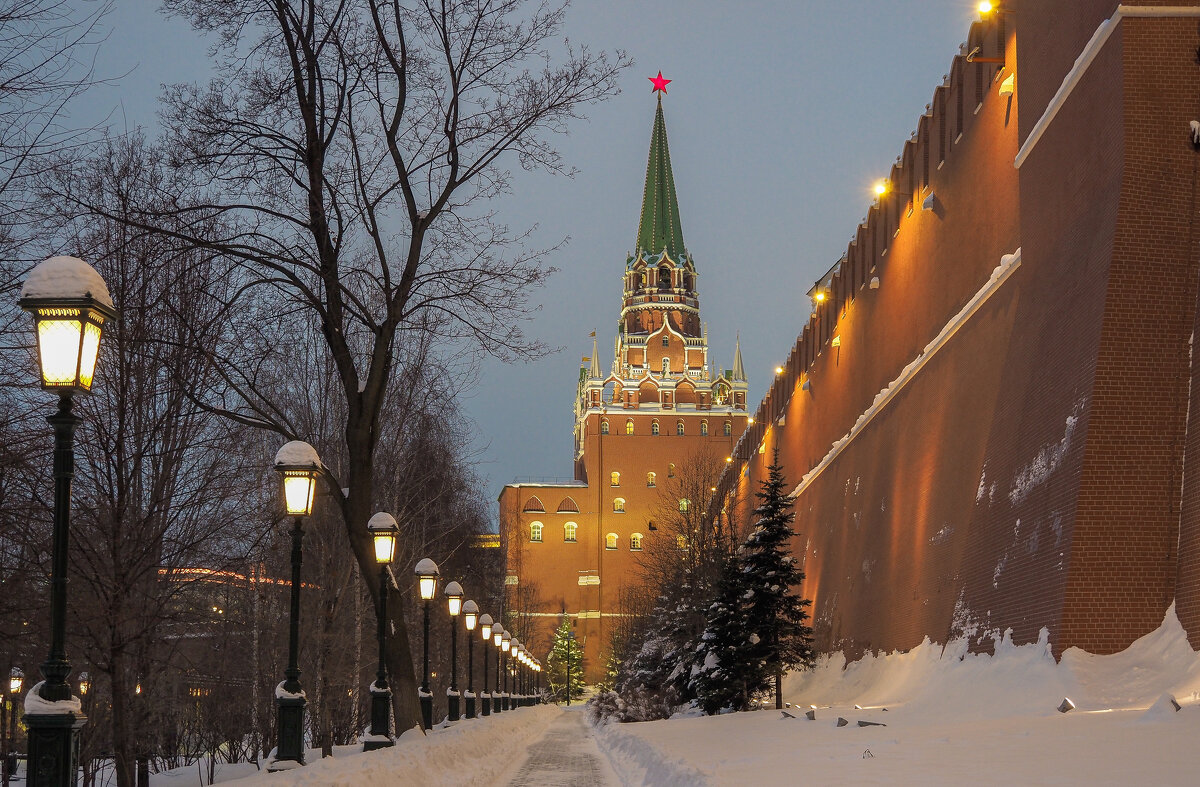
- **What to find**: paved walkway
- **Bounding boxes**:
[505,707,620,786]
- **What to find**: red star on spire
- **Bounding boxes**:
[649,71,671,94]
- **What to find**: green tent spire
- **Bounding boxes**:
[635,95,687,261]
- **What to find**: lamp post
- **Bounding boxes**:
[268,441,321,770]
[502,634,513,711]
[478,614,493,717]
[20,256,116,786]
[461,601,478,719]
[443,581,463,722]
[414,557,439,732]
[364,513,399,751]
[3,668,22,787]
[517,648,527,706]
[497,629,509,713]
[510,640,520,709]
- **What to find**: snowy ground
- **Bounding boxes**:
[596,604,1200,786]
[151,605,1200,785]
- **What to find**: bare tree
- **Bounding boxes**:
[54,0,629,733]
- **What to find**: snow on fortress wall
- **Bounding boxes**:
[714,2,1200,660]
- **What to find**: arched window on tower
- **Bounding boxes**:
[606,533,619,550]
[658,265,671,290]
[676,534,689,550]
[613,498,626,513]
[600,419,609,435]
[625,419,635,435]
[700,420,709,436]
[610,471,620,487]
[651,420,660,435]
[530,522,543,542]
[724,421,732,437]
[646,471,656,487]
[630,533,644,551]
[564,522,578,542]
[668,462,676,477]
[676,421,685,436]
[678,498,690,513]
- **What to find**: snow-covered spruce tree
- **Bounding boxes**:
[546,618,585,702]
[694,451,814,713]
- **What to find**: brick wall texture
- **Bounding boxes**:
[725,2,1200,659]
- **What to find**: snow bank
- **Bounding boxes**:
[231,706,558,786]
[592,605,1200,785]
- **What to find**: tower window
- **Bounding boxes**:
[630,533,644,551]
[700,420,708,436]
[676,421,685,436]
[668,463,676,477]
[676,534,689,550]
[606,533,619,550]
[600,419,609,435]
[646,472,656,487]
[651,420,660,435]
[613,498,626,513]
[564,522,578,542]
[625,419,635,435]
[678,498,690,513]
[662,337,669,347]
[610,471,620,487]
[530,522,543,542]
[724,421,732,437]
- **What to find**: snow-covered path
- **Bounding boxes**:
[503,706,620,787]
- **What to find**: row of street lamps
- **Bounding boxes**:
[11,256,543,784]
[412,561,543,731]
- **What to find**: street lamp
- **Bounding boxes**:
[462,601,478,719]
[2,668,23,787]
[268,440,321,771]
[495,628,508,714]
[478,614,493,717]
[502,633,513,711]
[443,581,463,722]
[19,256,116,785]
[414,557,439,731]
[364,513,399,751]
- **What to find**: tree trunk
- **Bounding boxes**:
[109,652,134,787]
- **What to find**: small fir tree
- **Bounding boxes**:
[694,451,814,713]
[546,618,585,701]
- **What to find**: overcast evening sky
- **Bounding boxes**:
[76,1,979,521]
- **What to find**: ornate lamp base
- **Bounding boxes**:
[25,711,86,787]
[267,696,306,770]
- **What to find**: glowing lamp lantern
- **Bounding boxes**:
[9,667,23,695]
[978,1,994,13]
[874,179,890,197]
[19,256,117,393]
[368,512,399,565]
[274,441,321,517]
[493,627,504,648]
[502,632,511,653]
[479,613,494,642]
[415,557,440,600]
[462,600,479,632]
[444,581,464,617]
[78,672,90,696]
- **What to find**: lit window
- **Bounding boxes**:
[564,522,577,542]
[646,472,656,487]
[676,534,688,550]
[606,533,618,550]
[676,421,685,436]
[662,336,669,347]
[600,419,609,435]
[652,420,660,435]
[625,419,634,435]
[530,522,543,542]
[700,420,708,436]
[724,421,732,437]
[630,533,644,550]
[678,499,690,513]
[611,471,620,487]
[668,463,676,478]
[613,498,625,513]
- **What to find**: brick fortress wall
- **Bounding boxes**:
[715,2,1200,659]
